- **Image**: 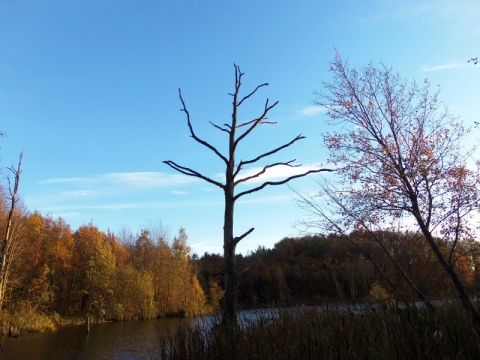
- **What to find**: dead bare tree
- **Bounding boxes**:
[164,65,332,322]
[0,151,23,309]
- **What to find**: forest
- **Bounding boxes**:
[198,232,479,308]
[0,203,213,332]
[1,188,479,335]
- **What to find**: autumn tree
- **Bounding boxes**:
[17,213,74,313]
[310,54,480,327]
[295,184,433,306]
[164,65,332,322]
[70,224,109,316]
[123,226,207,317]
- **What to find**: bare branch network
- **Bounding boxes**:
[163,64,333,202]
[164,64,334,322]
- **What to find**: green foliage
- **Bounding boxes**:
[112,265,156,320]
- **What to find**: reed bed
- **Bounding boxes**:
[154,302,480,360]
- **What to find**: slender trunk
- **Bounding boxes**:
[0,198,15,310]
[415,213,480,329]
[223,102,238,324]
[223,188,237,322]
[0,154,22,310]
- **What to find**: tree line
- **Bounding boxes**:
[197,231,480,308]
[0,198,218,322]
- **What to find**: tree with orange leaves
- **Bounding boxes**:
[312,53,480,328]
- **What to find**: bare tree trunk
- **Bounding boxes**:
[223,240,237,322]
[0,152,22,310]
[164,65,332,325]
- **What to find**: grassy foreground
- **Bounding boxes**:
[0,306,85,335]
[154,302,480,360]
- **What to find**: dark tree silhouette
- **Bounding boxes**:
[164,65,332,322]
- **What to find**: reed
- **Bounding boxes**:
[155,302,480,360]
[0,308,56,334]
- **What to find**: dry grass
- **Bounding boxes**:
[154,302,480,360]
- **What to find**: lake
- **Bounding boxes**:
[0,309,278,359]
[0,317,191,360]
[0,304,411,359]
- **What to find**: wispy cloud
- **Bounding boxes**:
[61,190,95,197]
[41,172,197,187]
[365,0,480,35]
[190,241,209,249]
[41,177,87,184]
[300,105,327,117]
[38,198,224,212]
[170,190,189,195]
[421,63,467,72]
[237,194,293,205]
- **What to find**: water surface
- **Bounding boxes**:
[0,318,185,360]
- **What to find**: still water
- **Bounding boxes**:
[0,306,368,359]
[0,317,192,360]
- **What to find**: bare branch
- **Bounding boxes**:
[235,168,334,200]
[228,63,243,98]
[236,116,277,129]
[234,135,305,178]
[165,65,332,322]
[234,99,279,146]
[234,160,297,186]
[238,83,269,107]
[209,121,231,134]
[179,89,228,165]
[231,64,269,107]
[163,160,224,189]
[234,227,255,246]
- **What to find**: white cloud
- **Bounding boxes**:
[170,190,189,195]
[300,105,327,117]
[102,172,197,187]
[237,194,293,205]
[368,0,480,35]
[61,190,95,197]
[41,172,197,187]
[421,63,467,72]
[41,177,87,184]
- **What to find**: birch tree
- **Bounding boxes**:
[164,65,331,322]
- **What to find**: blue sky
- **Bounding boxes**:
[0,0,479,255]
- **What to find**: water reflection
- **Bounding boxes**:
[0,318,186,360]
[0,304,418,359]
